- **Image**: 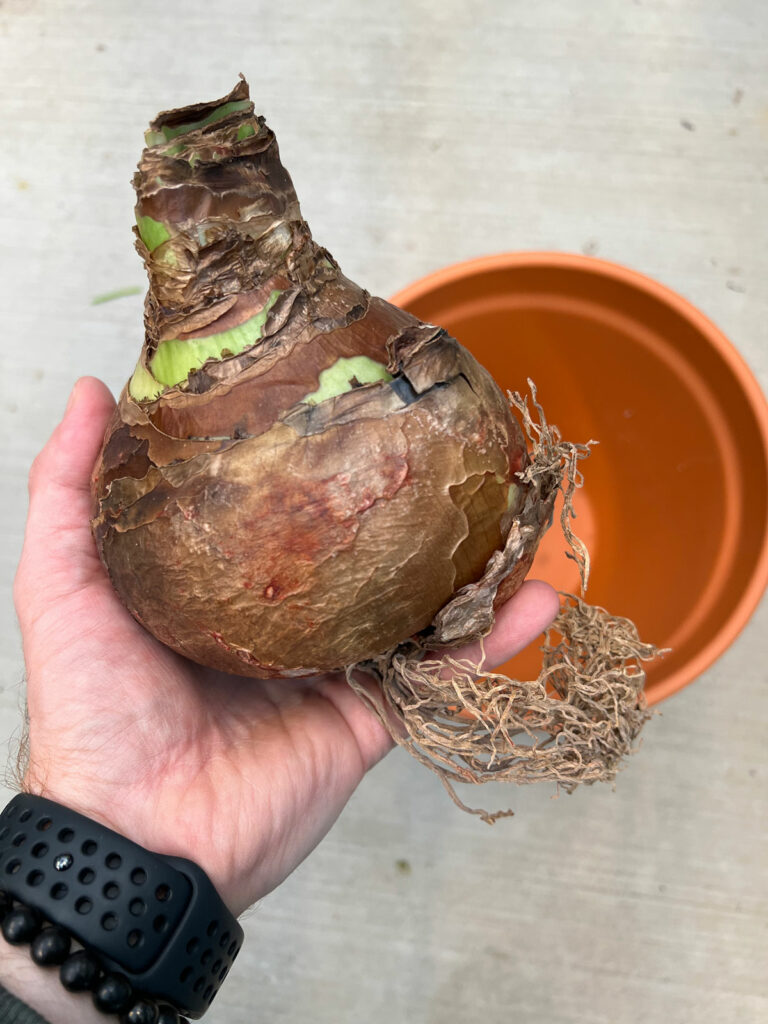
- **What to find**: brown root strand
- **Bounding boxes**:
[509,380,595,593]
[347,383,660,823]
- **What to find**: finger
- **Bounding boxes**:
[440,579,560,672]
[16,377,116,602]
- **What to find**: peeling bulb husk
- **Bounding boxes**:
[91,78,534,678]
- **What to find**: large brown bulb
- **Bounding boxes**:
[91,81,530,678]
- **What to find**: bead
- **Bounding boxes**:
[155,1004,180,1024]
[120,998,159,1024]
[30,925,71,965]
[60,949,101,992]
[93,972,134,1014]
[1,905,42,945]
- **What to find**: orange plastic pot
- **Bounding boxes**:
[391,253,768,705]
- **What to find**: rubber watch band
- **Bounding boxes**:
[0,795,243,1019]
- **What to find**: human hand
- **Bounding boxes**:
[12,377,560,917]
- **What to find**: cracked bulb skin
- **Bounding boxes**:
[91,80,530,678]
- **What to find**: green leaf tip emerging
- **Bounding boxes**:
[144,99,253,147]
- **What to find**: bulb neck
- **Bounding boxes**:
[133,79,327,347]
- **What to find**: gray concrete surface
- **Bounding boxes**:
[1,1,766,1022]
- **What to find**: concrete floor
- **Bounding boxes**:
[1,1,766,1022]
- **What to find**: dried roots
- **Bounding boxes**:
[347,382,659,822]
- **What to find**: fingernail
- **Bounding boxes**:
[65,379,81,415]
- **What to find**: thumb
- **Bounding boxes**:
[29,376,115,501]
[15,377,116,609]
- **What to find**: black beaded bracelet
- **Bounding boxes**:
[0,888,186,1023]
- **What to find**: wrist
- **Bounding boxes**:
[0,936,104,1024]
[22,776,249,917]
[1,793,244,1019]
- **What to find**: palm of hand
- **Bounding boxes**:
[13,378,559,915]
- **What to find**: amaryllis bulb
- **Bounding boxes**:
[91,79,538,678]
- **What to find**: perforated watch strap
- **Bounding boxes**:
[0,795,243,1019]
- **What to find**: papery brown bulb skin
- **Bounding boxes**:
[90,80,531,678]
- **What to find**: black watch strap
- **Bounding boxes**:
[0,795,243,1019]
